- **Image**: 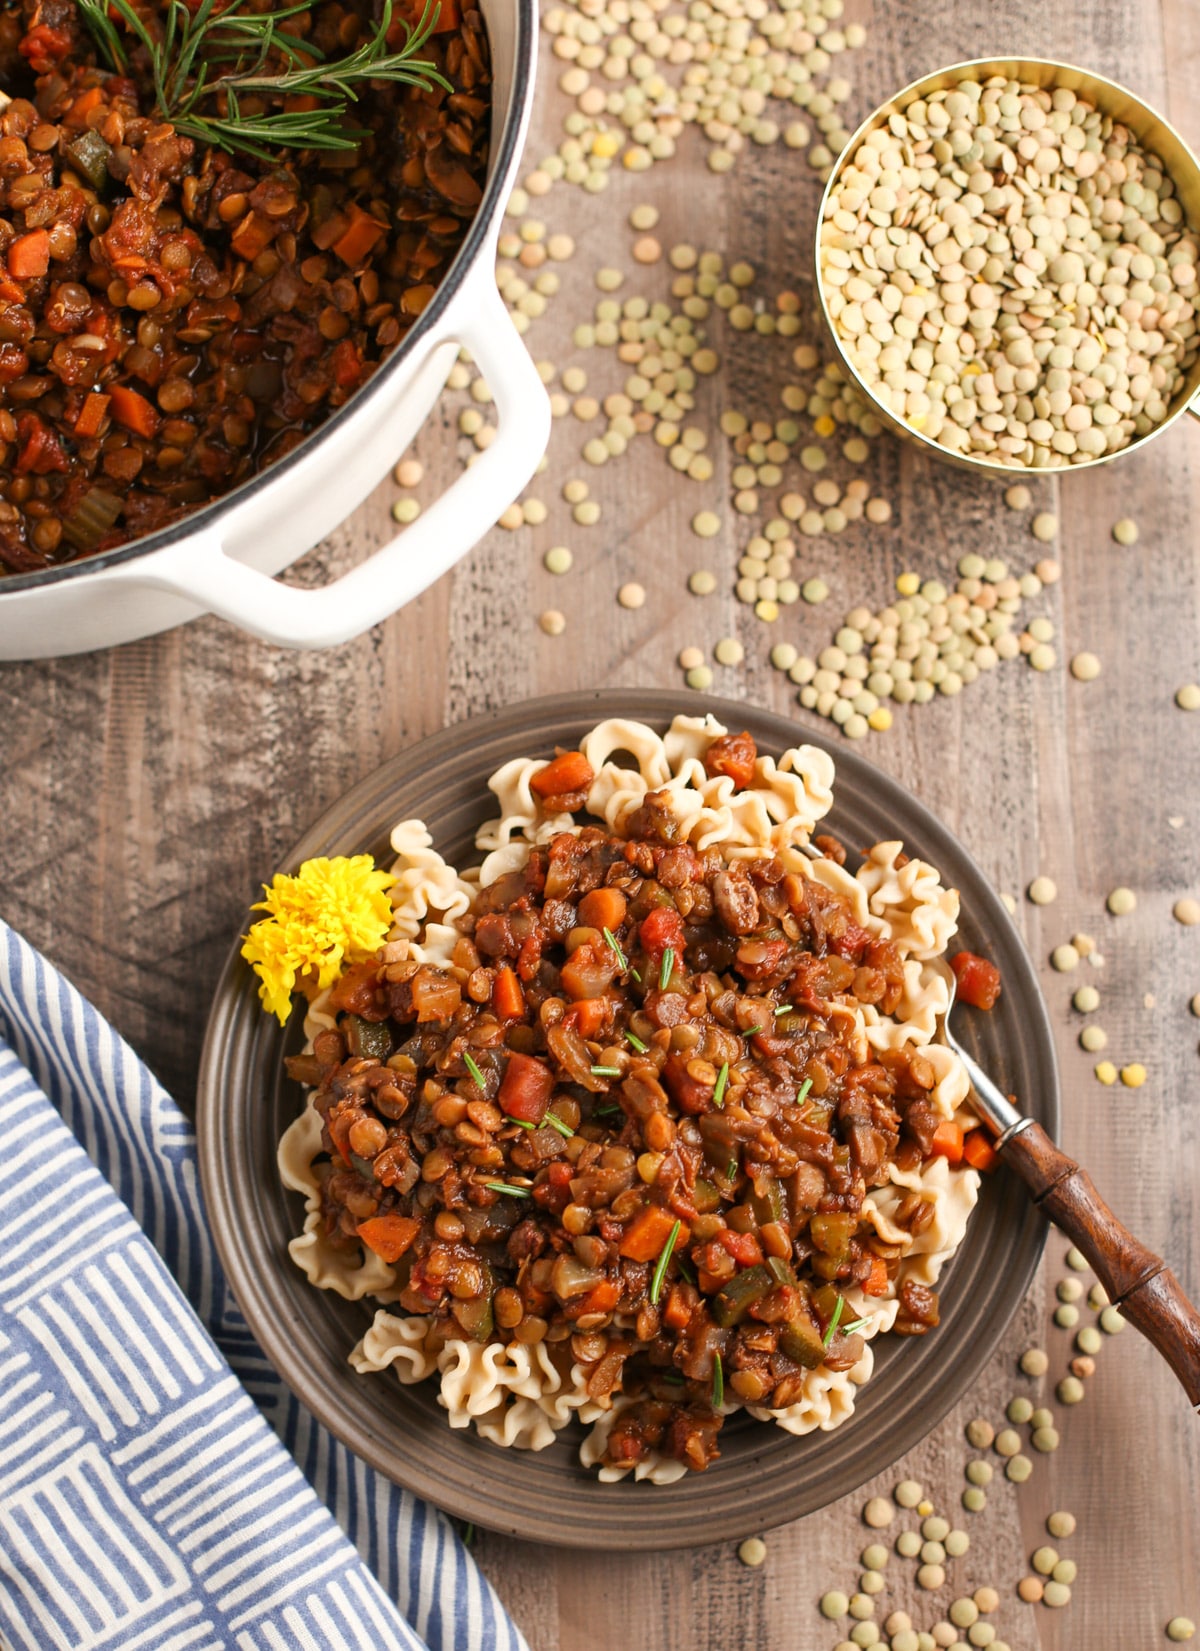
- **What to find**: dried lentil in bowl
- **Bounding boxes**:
[818,72,1200,470]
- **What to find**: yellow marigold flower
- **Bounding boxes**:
[241,854,395,1025]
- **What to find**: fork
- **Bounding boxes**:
[795,841,1200,1407]
[936,960,1200,1409]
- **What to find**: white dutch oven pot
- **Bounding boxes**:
[0,0,547,659]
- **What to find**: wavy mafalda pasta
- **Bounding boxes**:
[279,713,981,1479]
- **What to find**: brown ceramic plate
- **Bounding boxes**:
[198,689,1058,1549]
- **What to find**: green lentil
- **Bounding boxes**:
[1032,1547,1059,1576]
[1100,1305,1126,1334]
[1005,1454,1033,1483]
[1028,877,1057,906]
[1066,1247,1089,1271]
[966,1460,992,1486]
[1042,1582,1071,1609]
[962,1487,987,1513]
[1167,1619,1197,1642]
[691,510,721,539]
[1052,1560,1077,1585]
[1107,886,1137,915]
[738,1537,767,1567]
[1073,986,1100,1013]
[848,1593,875,1620]
[863,1497,893,1529]
[1070,651,1101,681]
[689,569,716,596]
[544,546,572,575]
[1007,1397,1033,1424]
[945,1530,969,1558]
[1077,1325,1102,1355]
[897,1531,922,1558]
[966,1418,995,1449]
[994,1428,1021,1458]
[1177,684,1200,711]
[821,1591,850,1619]
[1048,1511,1077,1539]
[1055,1303,1080,1329]
[1032,514,1059,543]
[916,1564,945,1591]
[1112,517,1140,545]
[1020,1347,1049,1377]
[950,1601,978,1630]
[895,1480,924,1508]
[1080,1025,1108,1052]
[1032,1426,1060,1452]
[685,665,713,691]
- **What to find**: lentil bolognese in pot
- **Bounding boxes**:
[0,0,491,574]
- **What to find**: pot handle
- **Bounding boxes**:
[130,281,549,649]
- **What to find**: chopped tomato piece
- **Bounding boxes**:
[529,750,594,799]
[8,230,50,281]
[107,384,160,439]
[15,415,68,474]
[497,1051,553,1123]
[929,1120,965,1165]
[638,905,685,956]
[717,1228,763,1267]
[490,965,525,1021]
[357,1213,421,1263]
[329,957,382,1015]
[950,950,1002,1010]
[862,1255,890,1296]
[618,1203,681,1262]
[963,1129,999,1172]
[559,943,618,1002]
[703,731,757,789]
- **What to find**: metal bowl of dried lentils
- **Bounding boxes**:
[0,0,549,659]
[815,56,1200,476]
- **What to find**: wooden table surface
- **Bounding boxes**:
[3,0,1199,1646]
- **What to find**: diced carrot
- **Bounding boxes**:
[618,1203,680,1262]
[578,885,628,934]
[497,1051,553,1123]
[330,337,364,391]
[8,230,49,281]
[15,415,68,474]
[431,0,461,31]
[638,905,685,956]
[331,204,387,267]
[326,1110,354,1167]
[230,211,275,262]
[67,86,105,126]
[357,1213,421,1264]
[107,383,159,439]
[73,391,111,439]
[575,1278,619,1317]
[929,1120,965,1165]
[662,1284,693,1331]
[697,1269,723,1295]
[561,996,609,1037]
[490,965,525,1021]
[861,1255,890,1297]
[963,1128,999,1173]
[529,750,594,799]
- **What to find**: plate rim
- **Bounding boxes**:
[197,688,1058,1549]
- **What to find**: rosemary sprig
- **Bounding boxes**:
[796,1077,813,1106]
[484,1181,531,1199]
[79,0,450,162]
[590,1064,621,1077]
[649,1218,682,1305]
[712,1350,724,1409]
[821,1293,845,1347]
[512,1113,574,1139]
[625,1029,648,1054]
[462,1052,486,1092]
[602,927,628,970]
[841,1316,871,1337]
[712,1061,729,1109]
[659,947,674,990]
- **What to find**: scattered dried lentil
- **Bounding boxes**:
[538,609,565,636]
[1177,684,1200,711]
[1029,877,1058,906]
[1051,944,1080,972]
[1107,887,1137,915]
[863,1497,894,1530]
[1073,985,1100,1013]
[1047,1511,1077,1539]
[1174,898,1200,925]
[1080,1025,1108,1052]
[1070,652,1101,682]
[617,582,646,609]
[738,1537,767,1568]
[1120,1063,1147,1088]
[1112,517,1140,546]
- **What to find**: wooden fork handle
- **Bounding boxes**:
[1000,1121,1200,1409]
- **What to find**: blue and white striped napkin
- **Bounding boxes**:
[0,919,527,1651]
